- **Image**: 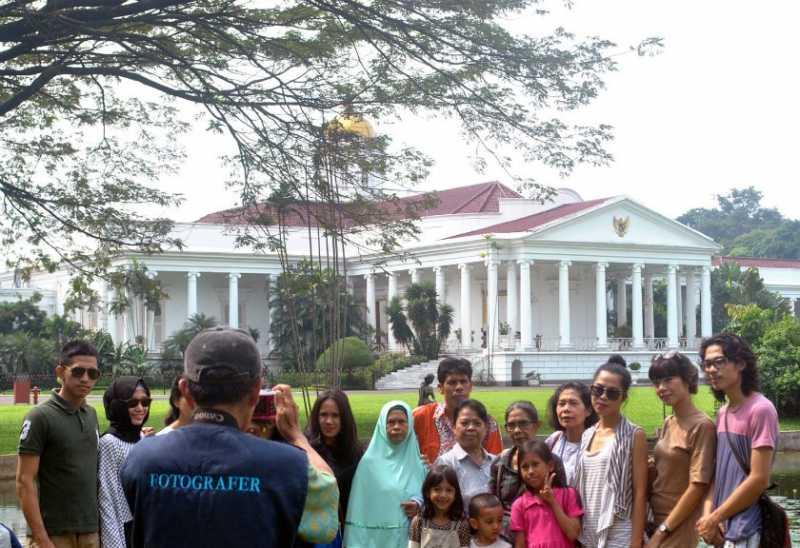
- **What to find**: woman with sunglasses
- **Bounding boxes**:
[573,355,648,548]
[98,376,153,548]
[646,352,715,548]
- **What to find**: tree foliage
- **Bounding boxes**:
[755,316,800,416]
[269,260,369,372]
[711,262,787,332]
[1,0,655,299]
[160,313,218,368]
[315,336,374,372]
[387,282,453,360]
[677,187,799,258]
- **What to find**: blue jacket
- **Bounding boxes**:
[121,409,308,547]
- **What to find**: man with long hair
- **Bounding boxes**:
[696,333,779,547]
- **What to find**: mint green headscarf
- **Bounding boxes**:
[343,400,427,548]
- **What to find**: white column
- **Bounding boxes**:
[106,285,117,343]
[701,265,712,337]
[387,272,398,350]
[666,264,679,348]
[97,279,107,335]
[519,260,533,349]
[506,263,518,339]
[686,269,698,342]
[365,272,376,329]
[631,264,644,348]
[228,272,240,328]
[145,272,158,351]
[676,276,684,339]
[264,274,272,354]
[409,268,420,285]
[644,273,655,339]
[486,257,499,351]
[459,264,472,347]
[595,262,608,348]
[616,276,627,327]
[187,271,200,319]
[559,261,571,348]
[345,275,354,295]
[434,266,446,304]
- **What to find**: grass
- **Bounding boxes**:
[1,387,796,455]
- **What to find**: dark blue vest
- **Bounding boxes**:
[120,409,308,548]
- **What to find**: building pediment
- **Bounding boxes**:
[521,197,719,251]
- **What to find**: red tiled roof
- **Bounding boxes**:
[195,181,522,225]
[449,197,610,238]
[713,256,800,269]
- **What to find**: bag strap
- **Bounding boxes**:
[723,408,751,476]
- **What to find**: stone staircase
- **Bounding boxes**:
[375,359,440,389]
[375,352,486,389]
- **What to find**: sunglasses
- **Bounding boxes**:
[67,366,101,381]
[127,398,152,409]
[590,384,623,401]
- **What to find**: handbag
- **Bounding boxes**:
[723,412,791,548]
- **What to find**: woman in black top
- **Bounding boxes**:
[306,390,363,545]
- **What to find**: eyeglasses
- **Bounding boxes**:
[126,398,152,409]
[590,384,623,401]
[702,356,728,370]
[505,420,533,431]
[68,366,101,381]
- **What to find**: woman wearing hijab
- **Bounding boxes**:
[344,400,427,548]
[98,376,152,548]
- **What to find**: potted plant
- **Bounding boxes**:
[525,370,542,386]
[629,362,641,384]
[498,321,511,348]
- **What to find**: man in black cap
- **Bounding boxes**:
[120,327,339,547]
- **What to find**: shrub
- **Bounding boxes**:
[315,337,374,372]
[756,317,800,415]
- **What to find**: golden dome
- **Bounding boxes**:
[325,112,376,139]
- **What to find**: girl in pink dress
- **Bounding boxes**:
[510,440,583,548]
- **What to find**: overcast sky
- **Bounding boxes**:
[160,1,800,223]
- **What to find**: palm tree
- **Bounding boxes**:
[387,282,453,359]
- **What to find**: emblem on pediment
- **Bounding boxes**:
[613,216,630,237]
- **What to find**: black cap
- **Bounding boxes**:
[184,327,262,384]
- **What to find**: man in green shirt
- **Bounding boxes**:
[16,340,102,548]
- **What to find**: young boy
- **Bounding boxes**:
[468,494,510,548]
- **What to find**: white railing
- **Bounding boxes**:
[644,337,669,351]
[607,337,633,351]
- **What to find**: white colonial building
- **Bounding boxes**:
[3,181,799,384]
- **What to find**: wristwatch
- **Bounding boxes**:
[658,523,672,535]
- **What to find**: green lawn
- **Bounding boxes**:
[0,387,796,455]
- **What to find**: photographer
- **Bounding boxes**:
[120,327,338,547]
